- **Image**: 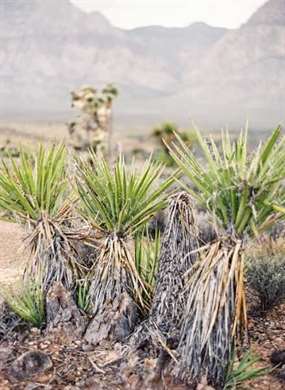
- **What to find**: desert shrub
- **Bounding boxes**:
[0,140,20,158]
[247,254,285,310]
[1,280,45,328]
[224,351,269,389]
[153,122,197,167]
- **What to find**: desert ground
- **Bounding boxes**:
[0,221,26,287]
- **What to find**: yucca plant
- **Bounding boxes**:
[1,280,45,328]
[168,126,285,387]
[170,126,285,236]
[76,153,172,344]
[224,351,269,389]
[0,145,80,292]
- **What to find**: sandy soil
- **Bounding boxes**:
[0,221,27,287]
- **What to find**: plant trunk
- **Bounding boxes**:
[84,236,141,345]
[149,192,199,337]
[176,238,247,389]
[25,218,80,293]
[128,192,199,357]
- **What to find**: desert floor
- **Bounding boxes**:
[0,221,26,287]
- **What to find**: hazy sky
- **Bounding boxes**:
[71,0,268,29]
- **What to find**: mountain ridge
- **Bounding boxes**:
[0,0,284,129]
[247,0,285,26]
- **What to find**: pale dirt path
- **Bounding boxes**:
[0,221,28,287]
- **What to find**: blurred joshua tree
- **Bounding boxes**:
[102,84,119,158]
[68,84,118,157]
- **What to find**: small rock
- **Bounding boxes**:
[9,350,53,381]
[271,350,285,366]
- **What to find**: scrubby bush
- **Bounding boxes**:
[1,280,45,328]
[152,122,198,167]
[247,254,285,310]
[224,351,269,389]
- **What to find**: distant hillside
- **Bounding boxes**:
[170,0,285,128]
[1,0,284,129]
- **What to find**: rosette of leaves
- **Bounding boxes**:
[0,145,80,292]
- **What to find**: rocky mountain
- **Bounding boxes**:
[249,0,285,25]
[0,0,227,123]
[172,0,285,128]
[0,0,284,129]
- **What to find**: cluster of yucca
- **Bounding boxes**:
[0,146,172,335]
[1,280,45,328]
[168,126,285,387]
[0,126,284,388]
